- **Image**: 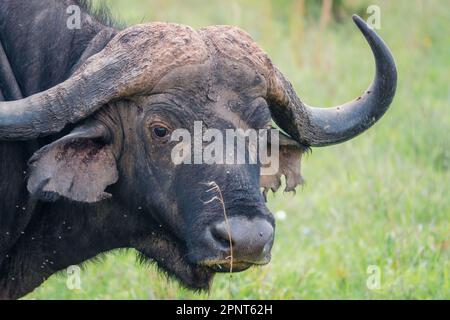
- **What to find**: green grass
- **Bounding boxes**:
[25,0,449,299]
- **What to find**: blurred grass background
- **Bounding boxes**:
[26,0,449,299]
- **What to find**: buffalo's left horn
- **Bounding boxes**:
[0,62,122,140]
[0,23,207,141]
[268,15,397,147]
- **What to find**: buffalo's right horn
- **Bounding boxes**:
[268,15,397,147]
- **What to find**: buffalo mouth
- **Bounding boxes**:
[138,234,271,291]
[137,214,273,289]
[198,255,272,273]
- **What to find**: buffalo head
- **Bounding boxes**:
[0,16,396,289]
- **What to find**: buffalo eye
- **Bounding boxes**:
[150,124,171,141]
[153,127,168,137]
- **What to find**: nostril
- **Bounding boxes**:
[210,224,234,248]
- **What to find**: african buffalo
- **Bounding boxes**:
[0,0,396,299]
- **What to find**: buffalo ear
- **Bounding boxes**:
[260,131,308,199]
[27,122,118,203]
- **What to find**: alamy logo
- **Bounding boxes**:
[170,121,280,175]
[66,5,81,30]
[66,265,82,290]
[366,5,381,30]
[366,265,381,290]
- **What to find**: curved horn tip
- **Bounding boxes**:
[273,13,397,148]
[352,14,375,37]
[352,15,385,45]
[352,14,365,26]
